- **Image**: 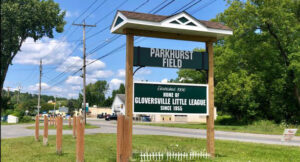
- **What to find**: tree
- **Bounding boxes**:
[112,83,125,99]
[102,83,126,107]
[0,0,66,96]
[79,81,109,107]
[176,0,300,123]
[215,0,300,123]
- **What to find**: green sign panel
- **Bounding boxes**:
[134,82,208,115]
[134,46,208,70]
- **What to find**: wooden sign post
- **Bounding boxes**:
[43,116,48,145]
[56,116,63,155]
[73,116,77,138]
[124,33,134,157]
[206,42,215,156]
[76,116,85,162]
[35,115,39,141]
[68,117,71,127]
[111,10,232,160]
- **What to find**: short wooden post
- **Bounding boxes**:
[117,115,124,162]
[124,33,134,159]
[56,116,63,155]
[76,116,85,162]
[54,117,57,127]
[43,116,48,145]
[117,115,130,162]
[49,116,52,126]
[69,117,71,127]
[35,115,39,141]
[123,116,130,161]
[73,116,77,138]
[206,42,215,157]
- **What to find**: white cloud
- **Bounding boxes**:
[65,11,79,18]
[88,70,114,79]
[161,78,168,83]
[117,69,125,78]
[109,78,124,90]
[28,82,62,93]
[135,69,151,75]
[71,86,81,91]
[66,76,82,85]
[56,56,106,73]
[14,37,73,65]
[67,93,78,98]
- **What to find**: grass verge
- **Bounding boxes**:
[1,134,300,162]
[25,123,99,130]
[135,120,300,136]
[1,121,35,125]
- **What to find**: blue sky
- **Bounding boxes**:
[4,0,228,98]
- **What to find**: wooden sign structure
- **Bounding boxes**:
[76,116,85,162]
[111,10,233,160]
[56,116,63,155]
[43,116,48,146]
[35,115,39,141]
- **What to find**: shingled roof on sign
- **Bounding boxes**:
[111,10,233,39]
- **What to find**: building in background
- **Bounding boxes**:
[88,107,112,118]
[58,106,69,117]
[111,94,125,115]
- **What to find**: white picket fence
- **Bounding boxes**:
[139,151,209,161]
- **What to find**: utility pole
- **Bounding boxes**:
[53,95,56,116]
[17,84,22,104]
[37,59,42,117]
[72,20,96,124]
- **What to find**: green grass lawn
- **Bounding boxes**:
[26,123,99,130]
[1,134,299,162]
[1,121,35,125]
[135,120,300,136]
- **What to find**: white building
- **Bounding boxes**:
[111,94,217,123]
[7,115,18,123]
[111,94,125,115]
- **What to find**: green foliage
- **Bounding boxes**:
[0,0,66,93]
[20,116,33,123]
[112,83,125,99]
[79,80,109,107]
[215,70,266,123]
[176,0,300,124]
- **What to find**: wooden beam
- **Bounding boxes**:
[206,42,215,157]
[35,115,39,141]
[124,28,217,42]
[125,33,134,159]
[43,116,48,146]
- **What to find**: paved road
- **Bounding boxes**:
[2,119,300,147]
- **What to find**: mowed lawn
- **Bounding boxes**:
[2,134,300,162]
[26,123,99,130]
[135,121,300,136]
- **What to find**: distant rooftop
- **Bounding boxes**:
[116,94,125,103]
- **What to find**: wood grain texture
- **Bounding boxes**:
[206,42,215,157]
[124,28,217,42]
[35,115,39,141]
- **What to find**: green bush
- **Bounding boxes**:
[20,116,33,123]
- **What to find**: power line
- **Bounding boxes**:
[172,0,196,14]
[72,0,99,23]
[182,0,203,12]
[81,0,107,22]
[190,0,216,14]
[44,0,177,90]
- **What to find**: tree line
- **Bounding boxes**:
[175,0,300,124]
